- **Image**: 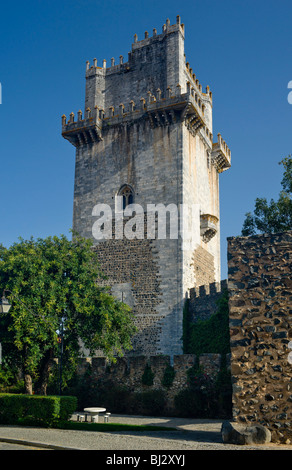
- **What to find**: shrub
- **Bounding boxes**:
[162,365,175,389]
[92,382,133,414]
[0,393,77,426]
[214,365,232,418]
[132,389,166,416]
[174,368,216,418]
[174,388,203,417]
[141,363,154,386]
[185,289,230,356]
[174,362,232,419]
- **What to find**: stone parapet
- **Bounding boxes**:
[189,279,228,323]
[76,353,225,414]
[62,89,213,150]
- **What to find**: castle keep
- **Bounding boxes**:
[62,16,231,356]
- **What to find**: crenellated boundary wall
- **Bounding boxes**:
[76,353,230,416]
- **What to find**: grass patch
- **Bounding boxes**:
[56,421,177,432]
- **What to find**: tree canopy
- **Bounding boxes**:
[0,234,137,394]
[242,155,292,236]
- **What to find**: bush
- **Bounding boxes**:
[0,393,77,426]
[162,365,175,389]
[185,290,230,356]
[174,363,232,419]
[214,366,232,418]
[132,389,166,416]
[174,388,203,417]
[174,368,216,418]
[141,364,154,386]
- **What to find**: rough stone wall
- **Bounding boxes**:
[191,245,216,287]
[77,353,224,413]
[92,226,163,356]
[189,280,228,323]
[227,231,292,443]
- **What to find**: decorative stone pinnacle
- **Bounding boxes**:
[129,100,135,112]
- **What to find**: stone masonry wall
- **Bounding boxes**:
[192,245,216,287]
[227,231,292,444]
[92,219,163,356]
[189,279,228,323]
[77,353,224,414]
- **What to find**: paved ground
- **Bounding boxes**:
[0,414,291,452]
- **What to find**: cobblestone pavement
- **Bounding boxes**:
[0,415,291,451]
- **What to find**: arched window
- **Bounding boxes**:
[118,185,134,210]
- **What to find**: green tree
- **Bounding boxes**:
[0,234,137,395]
[242,156,292,235]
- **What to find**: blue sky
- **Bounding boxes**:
[0,0,291,279]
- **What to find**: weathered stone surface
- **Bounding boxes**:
[228,231,292,444]
[221,421,271,445]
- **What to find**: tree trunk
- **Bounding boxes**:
[22,345,33,394]
[34,348,54,395]
[24,373,33,395]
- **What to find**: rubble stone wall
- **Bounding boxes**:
[77,353,225,414]
[227,231,292,443]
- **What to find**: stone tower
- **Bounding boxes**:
[62,16,231,357]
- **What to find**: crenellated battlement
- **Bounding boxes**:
[85,16,184,80]
[189,279,228,298]
[185,64,212,106]
[132,16,184,49]
[188,280,228,323]
[62,84,217,150]
[61,107,103,146]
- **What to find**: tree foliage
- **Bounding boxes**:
[242,156,292,236]
[0,234,137,394]
[183,290,230,357]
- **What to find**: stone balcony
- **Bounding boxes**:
[200,213,219,242]
[211,133,231,172]
[61,108,103,146]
